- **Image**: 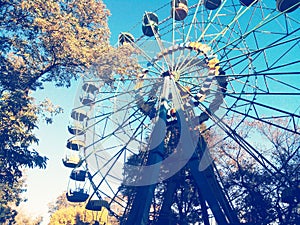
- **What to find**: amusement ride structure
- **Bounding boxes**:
[62,0,299,224]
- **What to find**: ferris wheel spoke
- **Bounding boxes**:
[177,52,204,74]
[196,0,228,42]
[261,75,300,93]
[68,2,300,224]
[85,80,162,107]
[221,94,300,135]
[87,147,125,200]
[171,0,177,69]
[198,102,288,178]
[214,10,294,56]
[219,33,300,68]
[224,36,299,72]
[131,41,164,72]
[208,4,259,46]
[84,107,149,151]
[173,47,195,73]
[222,73,299,99]
[145,16,173,70]
[184,0,202,42]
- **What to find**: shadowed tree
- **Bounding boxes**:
[0,0,115,223]
[212,118,299,225]
[0,178,26,224]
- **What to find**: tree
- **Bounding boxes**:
[0,178,26,224]
[0,0,115,223]
[119,115,299,224]
[0,0,138,184]
[14,211,43,225]
[212,118,299,225]
[0,0,143,223]
[48,192,112,225]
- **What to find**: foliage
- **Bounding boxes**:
[0,0,141,223]
[0,0,124,223]
[48,192,111,225]
[120,117,299,224]
[0,177,26,224]
[0,91,46,183]
[213,119,300,225]
[14,211,43,225]
[48,190,72,215]
[119,125,205,224]
[1,0,111,90]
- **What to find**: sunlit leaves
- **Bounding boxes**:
[48,192,111,225]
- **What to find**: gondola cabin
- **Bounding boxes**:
[68,122,85,135]
[239,0,258,6]
[82,82,99,94]
[80,93,95,106]
[118,32,135,45]
[66,189,89,203]
[171,0,189,21]
[62,155,82,168]
[71,108,89,121]
[67,139,85,151]
[142,12,159,37]
[276,0,299,13]
[86,200,110,225]
[70,169,87,182]
[204,0,222,10]
[86,199,109,211]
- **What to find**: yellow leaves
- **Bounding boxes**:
[33,17,48,27]
[9,115,16,121]
[21,1,29,10]
[7,52,26,70]
[49,202,111,225]
[90,43,140,84]
[4,0,113,89]
[28,0,110,67]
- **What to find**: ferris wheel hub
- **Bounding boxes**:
[161,70,181,81]
[171,71,181,81]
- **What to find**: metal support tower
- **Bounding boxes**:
[124,74,240,225]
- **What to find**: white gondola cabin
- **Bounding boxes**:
[276,0,299,13]
[80,93,95,106]
[70,169,87,182]
[86,199,109,211]
[82,82,99,94]
[66,189,89,203]
[171,0,189,21]
[66,139,85,151]
[62,154,82,168]
[68,122,85,135]
[142,12,159,37]
[71,108,89,121]
[86,200,110,225]
[204,0,222,10]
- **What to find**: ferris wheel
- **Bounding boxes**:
[63,0,300,224]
